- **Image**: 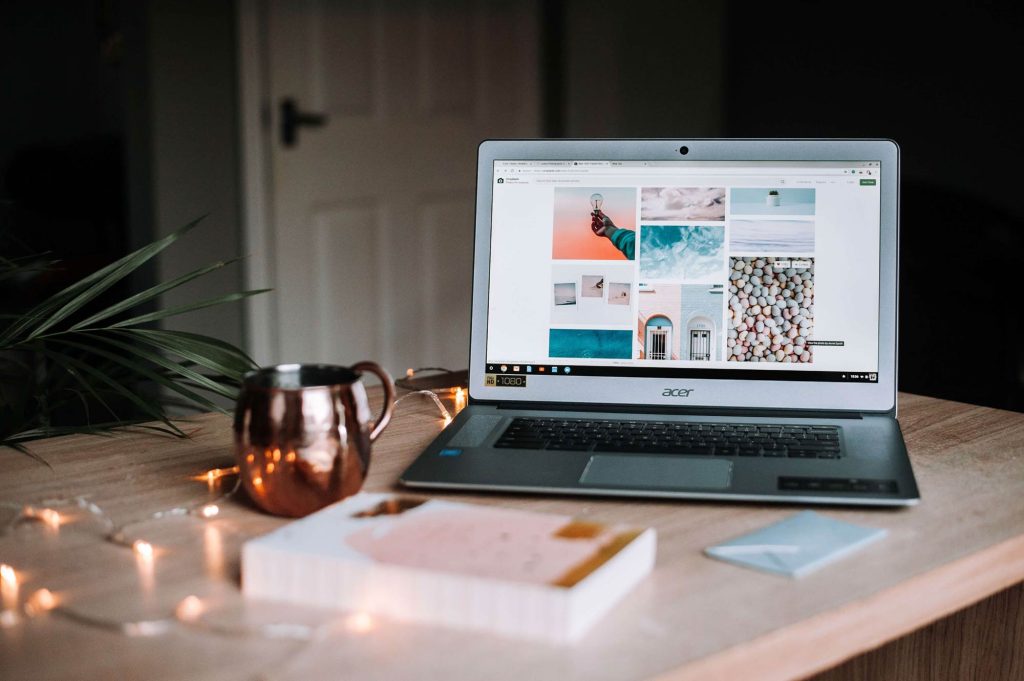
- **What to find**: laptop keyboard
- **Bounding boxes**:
[494,417,841,459]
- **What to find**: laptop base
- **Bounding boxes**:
[399,405,920,507]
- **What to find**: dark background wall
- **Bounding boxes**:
[720,4,1024,411]
[2,0,1021,411]
[0,0,243,352]
[556,1,1024,411]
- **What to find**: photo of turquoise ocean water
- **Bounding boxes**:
[639,225,725,281]
[549,329,632,359]
[730,219,815,252]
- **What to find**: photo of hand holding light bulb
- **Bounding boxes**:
[589,192,635,260]
[551,187,637,261]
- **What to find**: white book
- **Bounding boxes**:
[242,493,656,643]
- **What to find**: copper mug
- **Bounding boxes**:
[234,362,396,517]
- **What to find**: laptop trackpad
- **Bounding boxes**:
[580,455,732,491]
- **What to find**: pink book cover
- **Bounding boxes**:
[247,493,650,589]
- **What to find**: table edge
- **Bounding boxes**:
[651,532,1024,681]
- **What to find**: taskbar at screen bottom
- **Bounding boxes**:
[484,363,879,383]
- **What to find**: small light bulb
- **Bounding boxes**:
[345,612,374,633]
[0,564,15,588]
[176,595,203,622]
[266,462,276,473]
[195,465,241,483]
[39,509,61,529]
[26,588,56,615]
[132,540,153,559]
[590,192,604,211]
[1,563,18,614]
[285,450,297,462]
[406,368,415,377]
[200,504,219,518]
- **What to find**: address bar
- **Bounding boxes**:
[517,168,851,175]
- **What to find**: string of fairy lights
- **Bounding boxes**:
[0,368,463,646]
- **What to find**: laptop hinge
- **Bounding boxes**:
[489,401,864,420]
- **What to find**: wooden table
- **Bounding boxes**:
[1,393,1022,681]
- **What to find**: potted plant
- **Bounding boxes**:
[766,189,781,207]
[0,217,268,460]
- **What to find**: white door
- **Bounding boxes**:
[253,0,540,373]
[688,328,710,361]
[646,327,671,361]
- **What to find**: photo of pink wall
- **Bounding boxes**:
[636,284,682,360]
[552,187,637,260]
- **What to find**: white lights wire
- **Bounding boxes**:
[0,369,462,644]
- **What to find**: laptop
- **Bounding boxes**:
[400,139,919,507]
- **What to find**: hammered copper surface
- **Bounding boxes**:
[233,362,395,517]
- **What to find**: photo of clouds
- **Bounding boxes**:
[639,225,725,282]
[730,219,815,253]
[641,187,726,221]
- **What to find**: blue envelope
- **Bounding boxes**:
[704,511,887,578]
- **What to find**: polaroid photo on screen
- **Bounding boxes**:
[551,264,633,326]
[581,275,605,298]
[608,282,631,306]
[553,282,577,307]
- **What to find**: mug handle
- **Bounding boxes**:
[352,361,396,443]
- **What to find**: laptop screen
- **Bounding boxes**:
[485,160,881,383]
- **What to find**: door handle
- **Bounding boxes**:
[280,98,328,147]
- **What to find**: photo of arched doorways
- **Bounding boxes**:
[637,284,723,361]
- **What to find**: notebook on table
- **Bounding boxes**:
[242,493,656,642]
[401,139,919,507]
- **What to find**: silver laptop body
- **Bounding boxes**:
[400,139,919,506]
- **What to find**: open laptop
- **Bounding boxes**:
[400,139,919,506]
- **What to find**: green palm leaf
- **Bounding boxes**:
[0,216,272,453]
[106,289,270,330]
[68,256,244,331]
[12,216,204,343]
[114,328,256,380]
[51,337,226,414]
[87,332,238,401]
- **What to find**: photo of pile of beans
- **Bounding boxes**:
[727,257,814,363]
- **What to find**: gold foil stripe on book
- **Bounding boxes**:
[550,528,644,588]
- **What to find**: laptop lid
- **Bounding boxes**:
[468,139,898,413]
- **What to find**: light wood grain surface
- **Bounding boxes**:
[811,581,1023,681]
[0,393,1022,681]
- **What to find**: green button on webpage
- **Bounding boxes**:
[860,178,877,186]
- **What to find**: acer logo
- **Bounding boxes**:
[662,388,694,397]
